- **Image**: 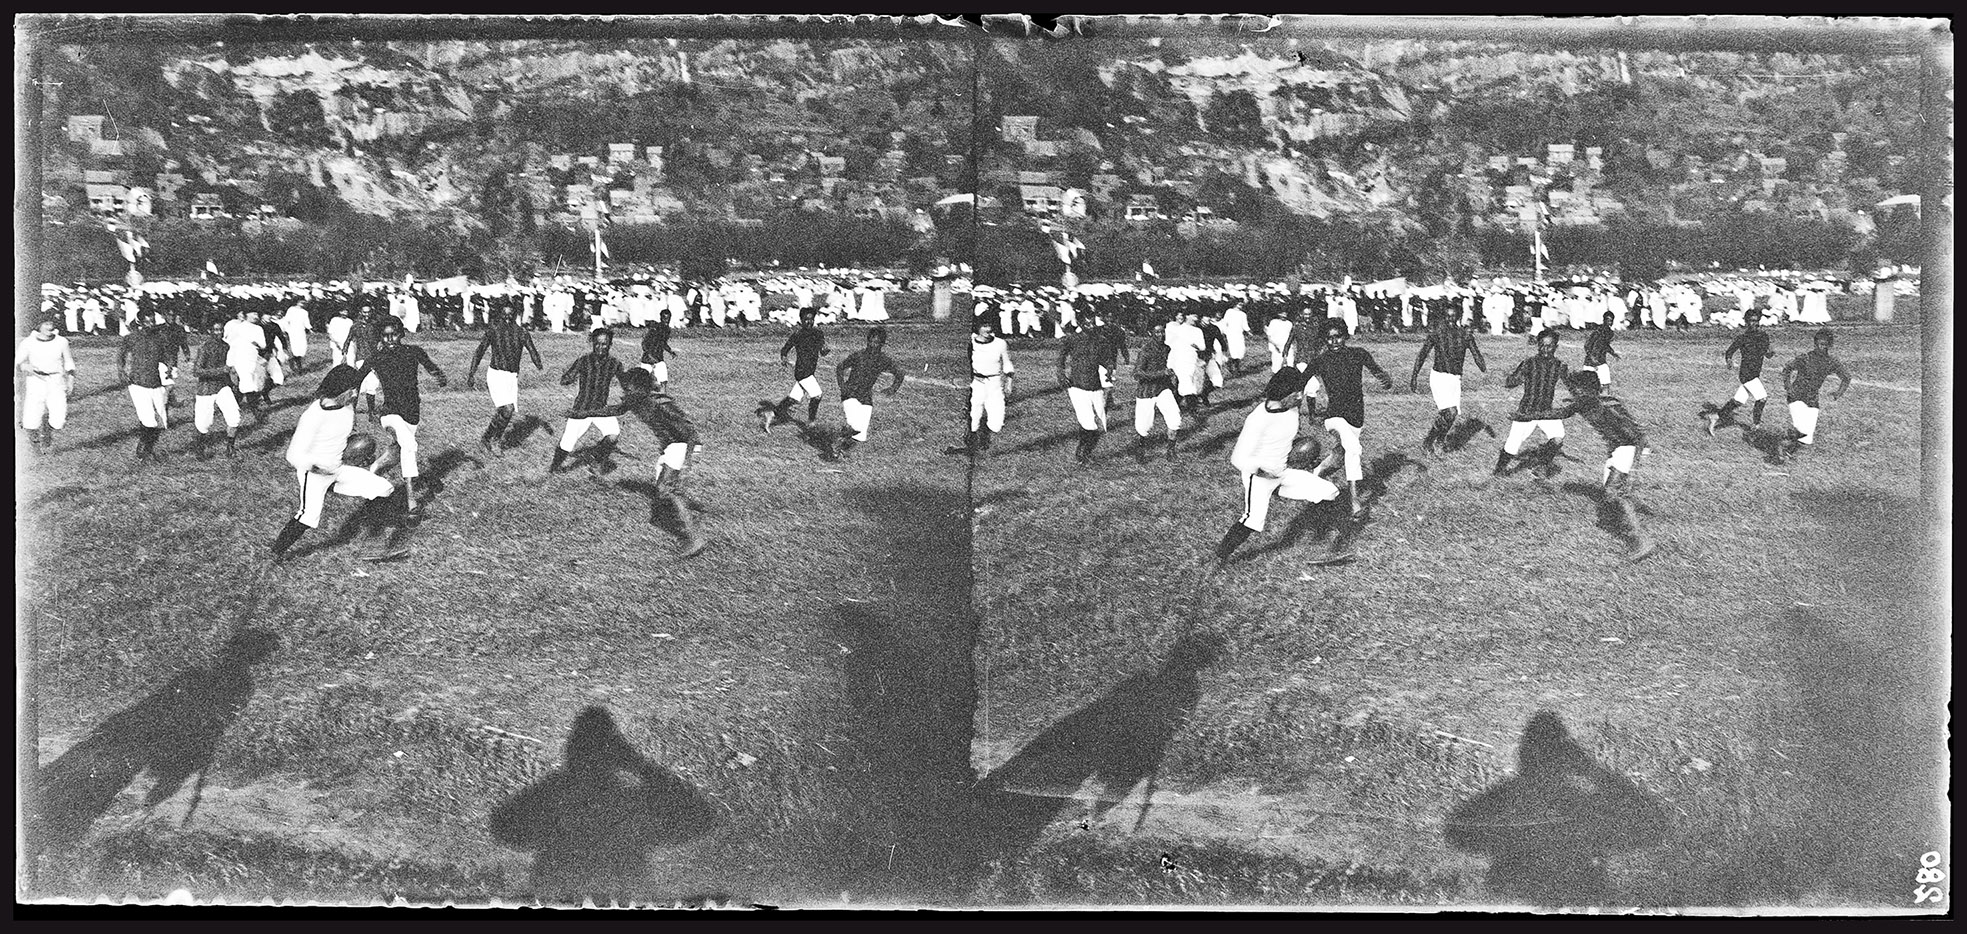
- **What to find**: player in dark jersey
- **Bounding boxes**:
[1092,310,1131,412]
[190,318,242,459]
[831,327,907,460]
[1703,309,1778,436]
[116,312,178,464]
[1521,371,1655,562]
[1132,319,1182,464]
[356,320,449,514]
[1314,321,1393,517]
[1057,324,1109,464]
[465,307,545,454]
[552,328,632,475]
[762,308,829,432]
[610,368,708,557]
[1409,310,1488,456]
[1777,328,1853,463]
[1582,312,1621,389]
[1495,330,1570,478]
[640,309,679,391]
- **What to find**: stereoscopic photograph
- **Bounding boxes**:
[15,13,1951,914]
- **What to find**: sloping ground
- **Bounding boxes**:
[972,323,1942,907]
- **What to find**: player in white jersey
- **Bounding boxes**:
[967,319,1015,457]
[269,366,402,563]
[1264,311,1295,373]
[280,301,312,372]
[1218,303,1251,376]
[17,318,77,454]
[1214,368,1344,566]
[326,307,358,367]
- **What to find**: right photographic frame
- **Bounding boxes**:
[966,15,1950,911]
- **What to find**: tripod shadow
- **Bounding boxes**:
[489,705,721,905]
[971,634,1226,860]
[998,428,1081,457]
[1444,711,1669,906]
[30,629,281,855]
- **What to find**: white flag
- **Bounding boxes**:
[205,259,220,277]
[1141,260,1157,280]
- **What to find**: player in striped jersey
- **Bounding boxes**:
[1214,368,1344,566]
[465,307,545,454]
[551,328,632,475]
[270,366,402,562]
[1494,330,1570,478]
[1409,310,1487,456]
[1703,310,1777,436]
[1520,371,1655,562]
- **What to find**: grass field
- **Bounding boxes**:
[971,322,1945,907]
[19,321,980,906]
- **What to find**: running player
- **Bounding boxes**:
[830,326,906,461]
[356,320,449,514]
[17,317,76,454]
[1057,320,1109,464]
[1582,311,1621,389]
[1214,368,1344,566]
[968,318,1015,457]
[222,310,269,423]
[551,328,631,475]
[1314,321,1394,517]
[640,308,679,391]
[117,311,177,464]
[190,317,242,459]
[326,306,359,368]
[1218,302,1251,377]
[1092,309,1131,412]
[1132,318,1182,464]
[1408,310,1487,456]
[1494,330,1570,478]
[1777,328,1853,463]
[1703,309,1777,436]
[1519,371,1655,561]
[762,308,828,432]
[611,368,708,558]
[270,366,401,562]
[465,307,545,454]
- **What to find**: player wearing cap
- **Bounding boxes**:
[465,307,544,454]
[1519,370,1655,562]
[967,319,1015,457]
[17,317,76,454]
[1408,310,1487,457]
[1777,328,1853,463]
[1314,321,1393,517]
[1494,330,1570,478]
[1214,368,1345,566]
[832,326,906,461]
[190,317,243,459]
[1057,321,1109,464]
[1703,310,1778,436]
[609,368,708,558]
[761,308,829,433]
[356,320,449,514]
[270,366,401,562]
[552,327,632,475]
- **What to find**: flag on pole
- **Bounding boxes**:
[1040,222,1084,267]
[111,225,149,265]
[1140,260,1158,280]
[597,233,611,260]
[205,259,220,278]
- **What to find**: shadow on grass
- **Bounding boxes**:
[795,423,841,462]
[502,414,551,450]
[614,478,703,544]
[28,629,281,860]
[998,428,1081,457]
[1441,416,1498,453]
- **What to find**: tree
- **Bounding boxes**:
[1204,90,1268,147]
[267,90,333,147]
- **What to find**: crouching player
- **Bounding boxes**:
[1213,368,1346,567]
[270,366,406,563]
[1520,371,1656,563]
[611,368,707,558]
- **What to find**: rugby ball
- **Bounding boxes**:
[1288,434,1324,468]
[344,434,379,468]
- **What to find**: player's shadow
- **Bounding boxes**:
[614,478,705,543]
[1443,711,1670,906]
[30,484,92,507]
[489,705,721,905]
[1237,504,1363,564]
[1558,481,1654,539]
[72,425,148,452]
[999,428,1081,456]
[1738,425,1789,464]
[1442,416,1499,453]
[795,423,841,462]
[29,629,281,856]
[502,415,551,450]
[1185,423,1246,459]
[420,447,484,499]
[970,633,1225,864]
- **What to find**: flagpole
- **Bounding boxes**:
[593,223,602,281]
[1533,224,1544,285]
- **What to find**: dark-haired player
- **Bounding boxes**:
[1777,328,1852,463]
[190,318,242,459]
[357,320,449,513]
[552,328,632,475]
[1520,371,1655,562]
[1132,319,1181,464]
[1057,320,1108,464]
[612,368,708,558]
[270,366,401,562]
[1582,311,1621,390]
[1409,309,1486,456]
[1314,321,1393,517]
[968,318,1015,457]
[832,326,906,460]
[17,317,77,454]
[117,311,178,464]
[762,308,828,432]
[1214,368,1344,566]
[640,308,679,392]
[465,306,544,453]
[1703,309,1777,436]
[1494,330,1570,478]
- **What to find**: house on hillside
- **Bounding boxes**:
[1547,143,1575,165]
[1023,139,1061,158]
[1124,193,1164,223]
[549,153,573,171]
[189,192,225,220]
[1019,184,1064,215]
[609,143,637,165]
[850,194,898,220]
[565,184,595,210]
[84,184,129,216]
[815,155,847,177]
[1001,115,1038,143]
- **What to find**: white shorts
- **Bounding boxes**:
[842,397,874,442]
[360,372,381,396]
[266,354,286,387]
[1067,386,1107,431]
[195,387,241,432]
[659,441,692,470]
[1503,419,1566,454]
[1428,370,1462,410]
[790,375,824,401]
[970,376,1007,432]
[1733,378,1768,403]
[1173,359,1202,396]
[641,361,671,384]
[235,362,266,394]
[1239,468,1341,532]
[1593,363,1612,387]
[1224,333,1246,360]
[128,385,170,429]
[1604,445,1638,481]
[379,413,422,478]
[1134,390,1181,436]
[22,374,67,430]
[487,368,519,408]
[560,415,622,451]
[294,464,394,528]
[1788,401,1820,444]
[1323,416,1364,482]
